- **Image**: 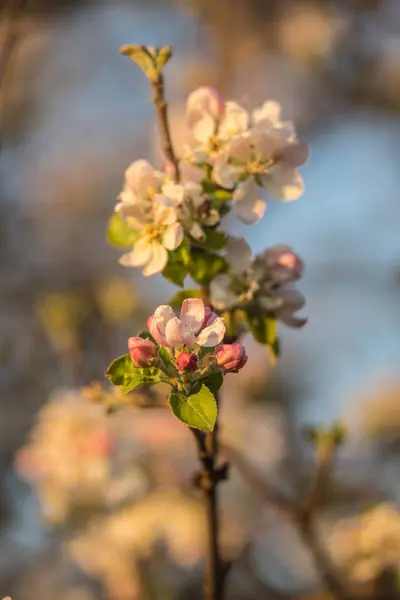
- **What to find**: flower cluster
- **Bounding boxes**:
[130,298,246,377]
[210,237,307,328]
[328,504,400,585]
[186,87,309,224]
[107,299,247,431]
[111,88,307,277]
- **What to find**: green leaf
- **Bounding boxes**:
[200,229,227,252]
[158,345,171,369]
[107,214,139,249]
[120,44,158,81]
[106,354,164,392]
[122,367,164,393]
[188,249,227,285]
[169,238,190,265]
[169,385,217,432]
[155,46,173,72]
[105,353,134,386]
[138,331,156,344]
[163,261,187,287]
[169,289,201,310]
[204,370,223,393]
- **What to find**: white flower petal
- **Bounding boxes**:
[154,305,176,334]
[232,180,266,225]
[142,242,168,277]
[202,210,220,227]
[218,101,249,139]
[119,237,152,268]
[117,204,147,230]
[180,298,205,333]
[252,100,282,127]
[196,317,226,347]
[154,202,178,226]
[187,87,224,143]
[263,166,304,201]
[225,237,252,274]
[225,135,252,162]
[213,158,241,189]
[162,223,184,251]
[125,159,161,199]
[189,222,205,242]
[165,317,196,348]
[210,275,238,310]
[162,183,185,205]
[280,139,310,167]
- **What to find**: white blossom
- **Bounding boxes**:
[119,199,183,277]
[116,159,163,218]
[210,237,306,327]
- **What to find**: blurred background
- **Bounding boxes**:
[1,0,400,598]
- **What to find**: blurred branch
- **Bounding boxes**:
[0,0,26,113]
[222,437,351,600]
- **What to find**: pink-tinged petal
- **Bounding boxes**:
[180,298,205,333]
[153,305,176,335]
[226,135,253,162]
[119,237,152,267]
[196,317,226,347]
[218,101,249,139]
[225,237,252,275]
[263,165,304,201]
[162,223,184,251]
[280,139,310,167]
[125,159,160,198]
[200,306,218,330]
[142,242,168,277]
[147,315,168,345]
[165,317,196,348]
[180,161,205,183]
[232,180,266,225]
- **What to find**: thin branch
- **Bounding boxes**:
[221,442,299,518]
[223,441,350,600]
[0,0,26,104]
[192,427,226,600]
[150,73,180,182]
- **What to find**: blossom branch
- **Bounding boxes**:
[150,72,180,182]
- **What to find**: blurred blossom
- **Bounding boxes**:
[328,503,400,584]
[278,5,346,62]
[69,491,205,599]
[359,382,400,439]
[95,277,140,324]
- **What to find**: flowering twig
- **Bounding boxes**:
[150,71,181,182]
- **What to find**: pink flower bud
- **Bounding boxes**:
[263,245,304,282]
[128,336,156,367]
[216,344,248,372]
[176,351,198,373]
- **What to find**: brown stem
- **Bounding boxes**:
[150,73,180,182]
[193,409,227,600]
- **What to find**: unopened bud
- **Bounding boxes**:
[128,336,156,367]
[176,351,198,373]
[216,343,247,372]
